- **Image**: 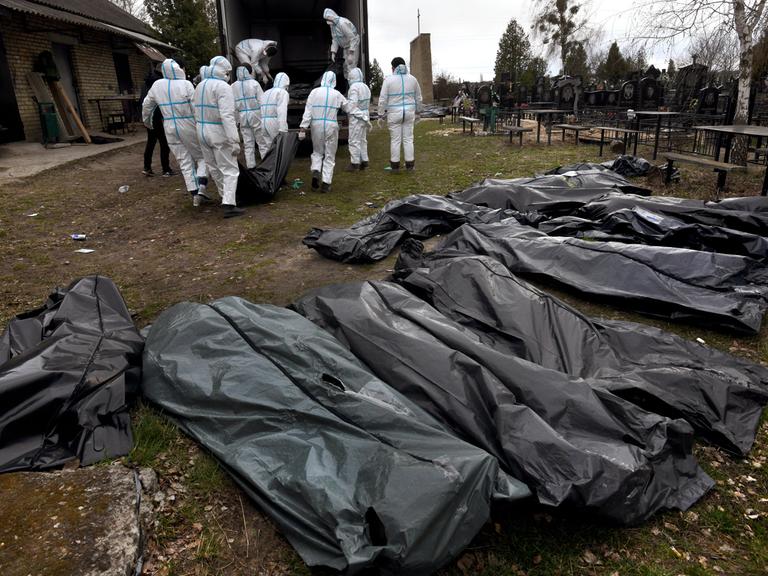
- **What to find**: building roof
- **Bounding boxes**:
[0,0,174,49]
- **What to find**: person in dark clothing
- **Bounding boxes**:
[141,68,173,177]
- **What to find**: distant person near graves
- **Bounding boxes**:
[346,67,372,171]
[377,57,423,172]
[298,71,370,193]
[231,63,266,168]
[194,57,244,219]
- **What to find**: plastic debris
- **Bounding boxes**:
[118,185,130,193]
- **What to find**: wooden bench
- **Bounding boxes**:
[553,124,590,146]
[596,126,640,156]
[662,152,745,198]
[506,126,533,147]
[460,116,480,135]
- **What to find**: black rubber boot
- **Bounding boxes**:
[389,161,400,173]
[361,161,369,170]
[320,182,331,193]
[311,171,320,189]
[345,163,360,172]
[405,161,415,171]
[223,204,245,218]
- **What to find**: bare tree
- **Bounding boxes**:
[532,0,589,76]
[109,0,148,22]
[689,28,740,79]
[642,0,767,162]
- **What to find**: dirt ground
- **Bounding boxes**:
[2,121,768,576]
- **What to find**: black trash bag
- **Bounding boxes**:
[432,221,768,334]
[605,155,653,177]
[540,208,768,260]
[142,298,527,574]
[707,196,768,213]
[545,163,611,174]
[448,172,650,216]
[396,253,768,456]
[0,276,143,472]
[236,131,299,204]
[294,282,713,524]
[303,194,511,263]
[577,194,768,236]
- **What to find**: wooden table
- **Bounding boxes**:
[596,126,640,156]
[89,95,140,131]
[694,124,768,195]
[525,109,568,145]
[553,124,590,146]
[633,111,680,160]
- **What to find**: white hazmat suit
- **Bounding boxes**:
[231,66,266,168]
[346,67,371,168]
[323,8,359,80]
[261,72,290,152]
[300,71,368,188]
[378,63,423,168]
[193,57,240,209]
[234,39,277,85]
[142,59,207,196]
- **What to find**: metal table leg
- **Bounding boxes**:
[653,115,661,160]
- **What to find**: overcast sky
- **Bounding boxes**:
[367,0,684,81]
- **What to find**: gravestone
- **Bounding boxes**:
[640,76,662,108]
[619,80,639,107]
[697,84,720,114]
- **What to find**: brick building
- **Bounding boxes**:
[0,0,173,143]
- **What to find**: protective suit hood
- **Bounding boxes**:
[209,56,232,81]
[160,59,184,80]
[323,8,339,23]
[320,71,336,89]
[236,66,253,81]
[348,67,364,84]
[200,65,211,80]
[274,72,290,89]
[395,64,409,75]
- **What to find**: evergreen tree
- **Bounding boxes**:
[521,56,548,86]
[667,58,677,81]
[565,41,589,81]
[145,0,219,73]
[751,30,768,80]
[625,47,648,73]
[600,41,628,84]
[369,59,384,96]
[493,19,532,83]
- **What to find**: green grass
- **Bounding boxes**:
[4,120,768,575]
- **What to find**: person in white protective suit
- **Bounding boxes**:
[193,57,245,218]
[231,63,266,168]
[323,8,359,80]
[234,39,278,85]
[378,57,423,172]
[260,72,290,152]
[142,58,209,204]
[345,67,371,171]
[298,71,370,193]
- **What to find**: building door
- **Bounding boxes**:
[112,53,133,93]
[51,43,81,116]
[0,32,25,142]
